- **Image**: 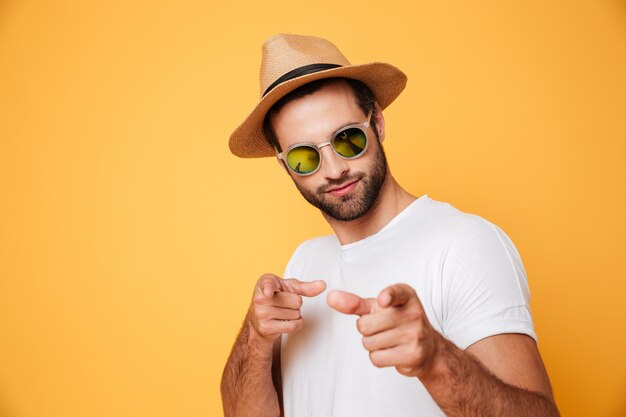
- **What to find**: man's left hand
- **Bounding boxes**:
[327,283,442,379]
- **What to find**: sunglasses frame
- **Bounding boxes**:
[276,107,374,176]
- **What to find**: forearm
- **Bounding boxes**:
[421,337,560,417]
[221,315,279,417]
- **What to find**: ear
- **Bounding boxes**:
[373,102,385,142]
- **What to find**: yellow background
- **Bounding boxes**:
[1,1,625,416]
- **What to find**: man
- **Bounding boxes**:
[221,33,559,417]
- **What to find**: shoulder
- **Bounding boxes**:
[422,201,536,348]
[432,201,531,311]
[420,197,529,299]
[444,211,523,276]
[412,196,514,252]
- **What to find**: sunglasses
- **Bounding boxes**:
[276,108,374,176]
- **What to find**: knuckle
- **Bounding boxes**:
[369,351,383,368]
[286,319,300,333]
[356,318,367,334]
[284,293,302,308]
[408,329,420,346]
[410,348,425,367]
[257,321,268,335]
[407,306,423,322]
[417,344,427,358]
[395,365,411,377]
[252,295,265,305]
[398,282,411,292]
[405,325,423,344]
[295,318,305,331]
[256,308,269,320]
[256,277,269,288]
[259,272,277,281]
[362,337,372,351]
[415,327,428,343]
[405,339,418,355]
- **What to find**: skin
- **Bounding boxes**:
[221,79,560,417]
[270,81,416,245]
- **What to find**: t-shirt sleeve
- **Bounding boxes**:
[440,215,537,350]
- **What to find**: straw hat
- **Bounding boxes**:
[229,33,408,158]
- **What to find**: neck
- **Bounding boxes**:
[323,171,417,246]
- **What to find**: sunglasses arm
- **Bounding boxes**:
[275,153,290,174]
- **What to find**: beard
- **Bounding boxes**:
[291,143,388,222]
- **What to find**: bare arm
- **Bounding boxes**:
[328,283,560,417]
[221,313,279,417]
[221,274,326,417]
[271,336,284,417]
[421,333,559,417]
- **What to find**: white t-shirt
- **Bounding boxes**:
[280,194,537,417]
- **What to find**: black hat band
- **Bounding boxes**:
[262,63,342,97]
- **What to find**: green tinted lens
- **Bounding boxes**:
[332,128,367,158]
[286,146,320,174]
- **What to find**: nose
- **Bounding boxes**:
[319,144,349,180]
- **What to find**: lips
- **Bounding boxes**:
[326,179,359,196]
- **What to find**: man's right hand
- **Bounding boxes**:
[247,273,326,347]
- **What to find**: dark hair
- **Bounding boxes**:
[262,77,378,153]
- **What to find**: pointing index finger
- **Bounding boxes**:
[283,278,327,297]
[327,290,374,316]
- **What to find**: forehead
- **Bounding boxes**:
[270,81,364,149]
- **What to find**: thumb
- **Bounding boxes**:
[283,278,327,297]
[327,290,375,316]
[377,283,415,308]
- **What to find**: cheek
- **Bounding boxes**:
[354,152,379,173]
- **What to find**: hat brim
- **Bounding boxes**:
[229,62,408,158]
